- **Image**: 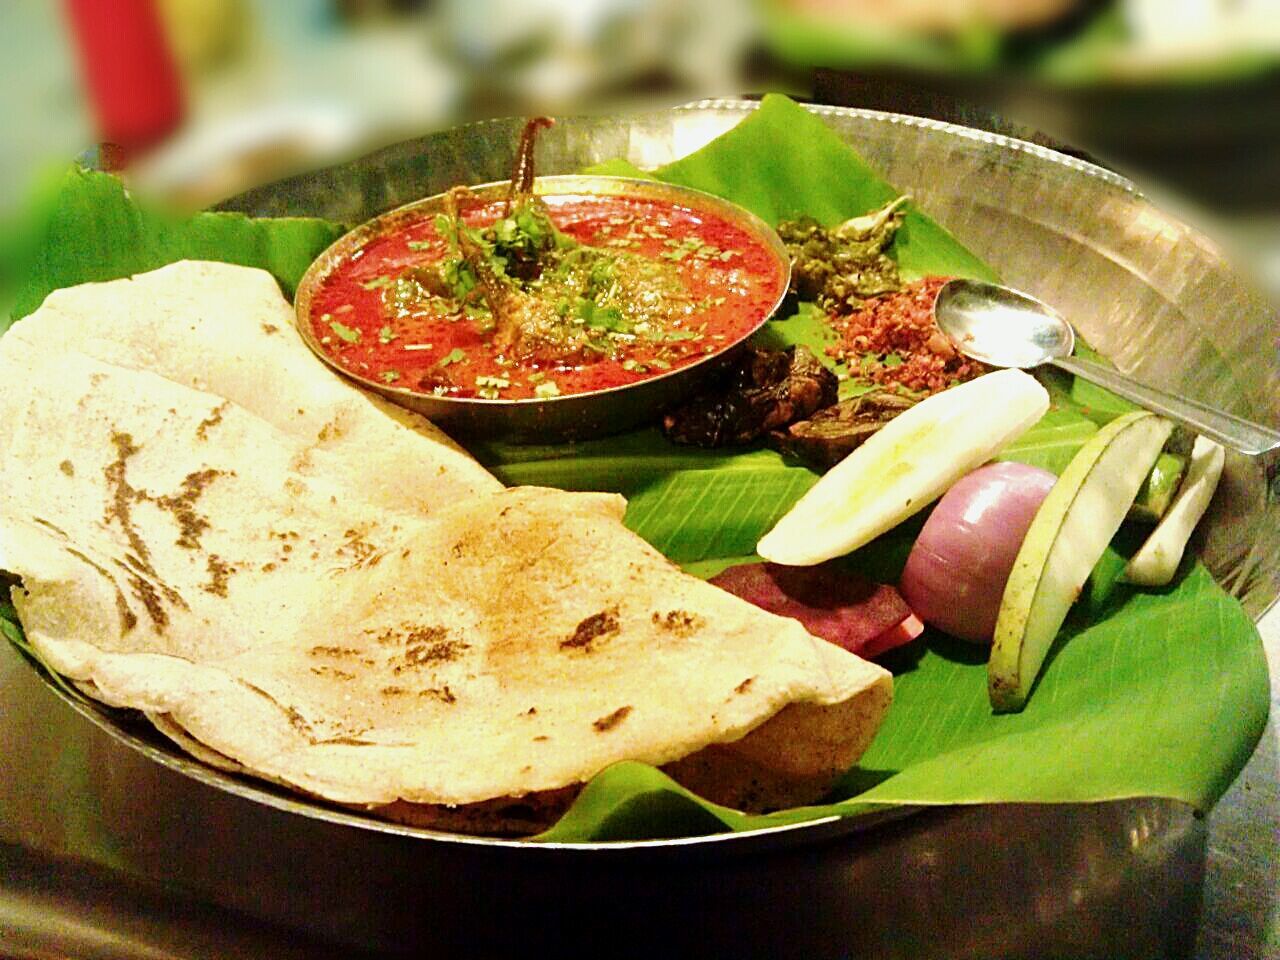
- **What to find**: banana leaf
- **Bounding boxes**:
[2,165,344,333]
[760,0,1280,85]
[533,95,1269,841]
[757,0,1007,75]
[0,96,1268,846]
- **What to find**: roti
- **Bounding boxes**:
[0,261,891,834]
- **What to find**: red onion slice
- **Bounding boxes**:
[900,461,1057,643]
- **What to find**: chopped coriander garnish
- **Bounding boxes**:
[575,298,629,333]
[475,374,510,400]
[433,213,458,247]
[534,381,561,398]
[380,370,401,383]
[587,257,616,293]
[442,259,477,299]
[378,325,397,344]
[360,275,394,290]
[464,302,494,332]
[439,348,466,367]
[649,358,671,370]
[406,240,433,251]
[621,358,647,373]
[329,320,361,343]
[660,237,704,262]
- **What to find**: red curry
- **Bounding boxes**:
[307,193,786,401]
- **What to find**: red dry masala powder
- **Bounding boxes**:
[826,276,987,395]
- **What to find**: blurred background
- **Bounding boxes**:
[0,1,1275,958]
[1,0,1276,209]
[4,0,1275,310]
[2,0,1277,299]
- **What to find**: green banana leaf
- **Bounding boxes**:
[758,0,1007,75]
[760,0,1280,86]
[2,165,344,333]
[533,94,1269,840]
[0,95,1268,846]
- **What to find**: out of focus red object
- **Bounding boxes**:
[64,0,185,165]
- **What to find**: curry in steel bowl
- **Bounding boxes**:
[295,119,789,439]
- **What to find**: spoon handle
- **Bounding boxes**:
[1050,355,1280,457]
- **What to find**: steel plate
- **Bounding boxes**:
[1,99,1276,958]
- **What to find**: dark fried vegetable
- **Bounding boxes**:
[770,390,917,470]
[779,196,908,313]
[662,346,837,447]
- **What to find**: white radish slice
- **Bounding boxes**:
[757,369,1050,567]
[1121,435,1225,587]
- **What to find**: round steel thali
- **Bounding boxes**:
[4,100,1276,957]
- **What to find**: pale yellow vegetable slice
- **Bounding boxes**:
[757,369,1049,566]
[988,411,1173,712]
[1121,436,1225,587]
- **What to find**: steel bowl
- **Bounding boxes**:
[293,174,790,442]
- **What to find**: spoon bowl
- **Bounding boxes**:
[933,278,1280,457]
[933,280,1075,368]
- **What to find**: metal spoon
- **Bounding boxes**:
[934,279,1280,457]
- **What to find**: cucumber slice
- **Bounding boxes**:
[1122,436,1225,587]
[988,411,1173,712]
[757,369,1049,566]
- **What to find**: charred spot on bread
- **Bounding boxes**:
[592,705,632,732]
[562,607,620,651]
